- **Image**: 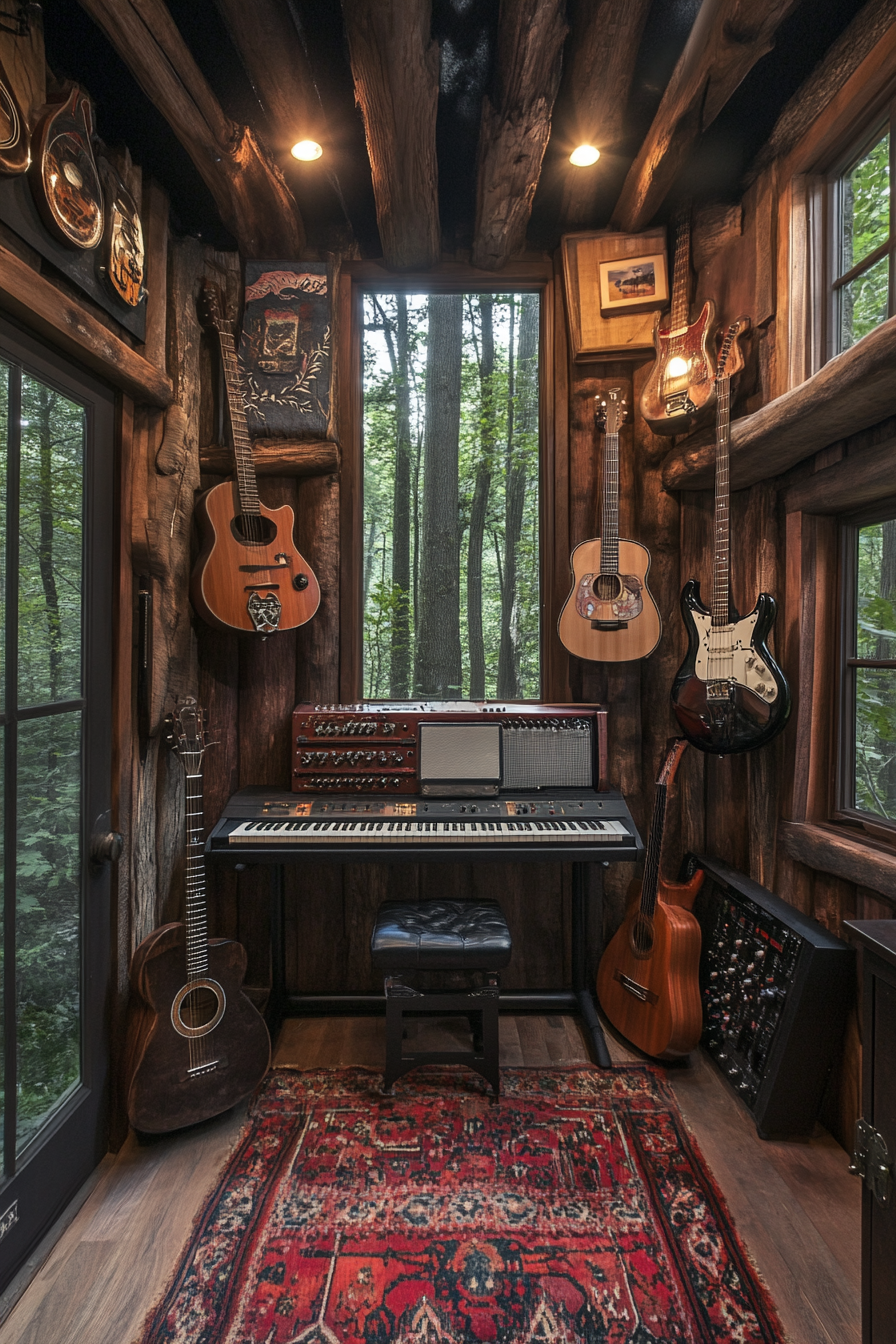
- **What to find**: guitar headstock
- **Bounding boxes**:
[656,737,688,788]
[164,696,212,774]
[198,277,234,337]
[716,316,750,382]
[602,386,627,436]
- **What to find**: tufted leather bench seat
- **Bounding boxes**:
[371,898,512,1098]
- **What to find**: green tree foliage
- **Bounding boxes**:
[0,368,85,1153]
[854,519,896,820]
[362,293,540,700]
[839,130,891,350]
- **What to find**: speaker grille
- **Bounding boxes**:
[502,724,592,789]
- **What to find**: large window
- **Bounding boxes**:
[837,505,896,832]
[829,117,895,355]
[360,291,541,701]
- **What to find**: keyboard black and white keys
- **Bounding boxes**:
[208,789,642,862]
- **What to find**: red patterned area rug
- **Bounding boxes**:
[137,1066,785,1344]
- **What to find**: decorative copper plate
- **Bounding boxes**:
[0,54,29,175]
[31,86,103,250]
[99,161,145,307]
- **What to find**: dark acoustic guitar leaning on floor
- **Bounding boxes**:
[597,738,704,1060]
[125,699,270,1133]
[639,210,716,437]
[557,386,661,662]
[671,317,791,755]
[190,279,320,635]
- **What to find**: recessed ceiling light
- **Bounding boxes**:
[569,145,600,167]
[291,140,323,161]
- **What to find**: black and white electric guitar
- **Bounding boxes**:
[671,318,791,754]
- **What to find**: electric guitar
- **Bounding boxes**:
[190,279,321,635]
[125,698,270,1133]
[596,738,704,1059]
[671,318,791,755]
[640,211,716,436]
[557,386,661,661]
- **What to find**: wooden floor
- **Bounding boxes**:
[0,1015,860,1344]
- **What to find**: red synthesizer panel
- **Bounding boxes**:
[291,702,608,794]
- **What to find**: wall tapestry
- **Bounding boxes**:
[237,261,331,437]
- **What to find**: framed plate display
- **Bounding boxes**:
[99,159,145,308]
[0,53,29,176]
[30,86,103,250]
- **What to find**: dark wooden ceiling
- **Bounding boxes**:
[45,0,870,258]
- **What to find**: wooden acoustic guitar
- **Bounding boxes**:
[558,386,661,661]
[125,698,270,1133]
[640,210,716,436]
[596,738,704,1059]
[190,279,320,635]
[671,318,792,754]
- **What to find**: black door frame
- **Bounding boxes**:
[0,315,115,1291]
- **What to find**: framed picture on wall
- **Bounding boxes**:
[598,252,668,315]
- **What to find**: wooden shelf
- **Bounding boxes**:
[199,438,339,478]
[662,314,896,491]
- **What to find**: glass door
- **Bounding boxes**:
[0,319,114,1289]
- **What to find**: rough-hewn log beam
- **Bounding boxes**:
[471,0,567,271]
[780,821,896,902]
[78,0,305,256]
[612,0,803,233]
[662,314,896,491]
[551,0,653,230]
[0,243,172,406]
[200,439,339,477]
[341,0,440,271]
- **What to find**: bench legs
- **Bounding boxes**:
[382,974,501,1099]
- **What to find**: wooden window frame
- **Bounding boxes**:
[335,261,556,705]
[833,496,896,840]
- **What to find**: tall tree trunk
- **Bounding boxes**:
[468,297,496,699]
[498,294,537,697]
[390,295,413,697]
[415,294,463,697]
[878,518,896,815]
[36,385,63,704]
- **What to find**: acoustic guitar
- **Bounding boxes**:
[596,738,704,1060]
[558,386,661,661]
[125,698,270,1133]
[671,318,792,754]
[190,279,321,635]
[640,210,716,437]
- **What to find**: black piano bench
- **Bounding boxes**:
[370,898,512,1099]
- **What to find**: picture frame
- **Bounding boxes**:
[560,228,667,360]
[599,252,668,315]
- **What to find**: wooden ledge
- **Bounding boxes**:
[662,314,896,491]
[0,245,172,408]
[200,438,339,477]
[779,820,896,902]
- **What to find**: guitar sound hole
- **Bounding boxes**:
[182,985,218,1030]
[629,915,654,959]
[232,513,276,546]
[594,574,622,602]
[171,977,226,1038]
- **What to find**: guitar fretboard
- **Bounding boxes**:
[184,772,209,979]
[217,327,261,519]
[712,373,732,628]
[599,429,620,574]
[669,214,691,332]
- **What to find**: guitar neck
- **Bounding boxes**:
[217,327,261,518]
[639,781,668,920]
[669,214,691,332]
[184,771,210,979]
[599,429,620,573]
[712,372,732,627]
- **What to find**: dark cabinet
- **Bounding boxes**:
[844,921,896,1344]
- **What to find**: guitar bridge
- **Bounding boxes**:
[664,391,696,417]
[187,1059,220,1078]
[706,679,736,702]
[591,620,628,630]
[613,969,658,1005]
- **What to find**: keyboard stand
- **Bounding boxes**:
[236,856,613,1068]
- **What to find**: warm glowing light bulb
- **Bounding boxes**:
[291,139,323,161]
[667,356,689,377]
[569,145,600,167]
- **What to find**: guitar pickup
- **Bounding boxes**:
[591,620,628,630]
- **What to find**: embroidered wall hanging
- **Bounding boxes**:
[237,261,331,437]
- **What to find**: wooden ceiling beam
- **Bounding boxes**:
[471,0,567,271]
[341,0,440,271]
[552,0,653,230]
[78,0,305,256]
[611,0,803,234]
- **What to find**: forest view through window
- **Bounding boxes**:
[361,291,541,701]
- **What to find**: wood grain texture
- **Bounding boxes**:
[557,538,661,661]
[77,0,304,256]
[663,314,896,490]
[780,822,896,902]
[784,433,896,514]
[341,0,440,271]
[611,0,802,233]
[470,0,567,271]
[199,439,339,478]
